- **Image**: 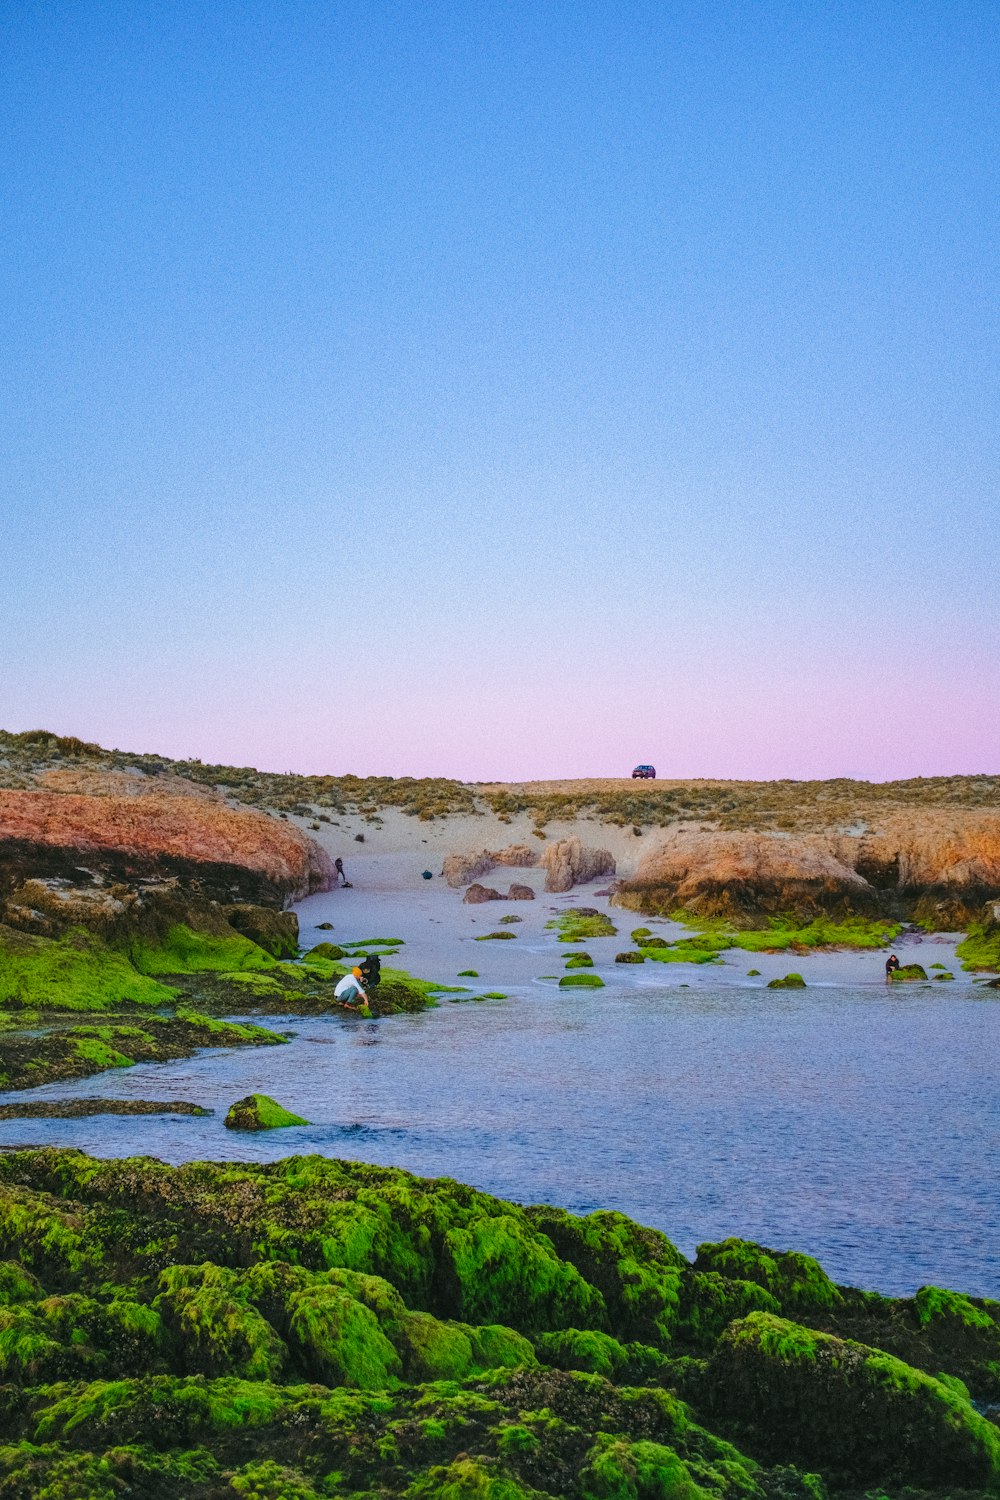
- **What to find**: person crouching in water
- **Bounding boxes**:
[885,954,901,981]
[335,966,368,1010]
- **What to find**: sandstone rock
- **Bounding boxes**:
[442,844,539,888]
[0,787,334,906]
[617,831,875,922]
[463,883,502,904]
[541,838,616,893]
[442,851,495,888]
[506,883,535,900]
[492,844,539,867]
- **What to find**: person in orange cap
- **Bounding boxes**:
[334,966,368,1009]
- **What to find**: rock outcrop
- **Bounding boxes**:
[0,786,334,906]
[492,844,538,867]
[443,851,496,888]
[616,813,1000,925]
[541,837,616,893]
[0,1150,999,1496]
[224,903,299,958]
[507,883,535,900]
[443,845,539,888]
[617,831,877,921]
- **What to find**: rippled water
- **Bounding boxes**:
[2,980,998,1299]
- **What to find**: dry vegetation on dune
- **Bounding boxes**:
[479,775,1000,831]
[3,732,996,832]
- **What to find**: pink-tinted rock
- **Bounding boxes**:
[541,837,616,893]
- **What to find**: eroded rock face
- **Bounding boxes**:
[616,813,1000,924]
[541,837,616,893]
[0,787,334,906]
[443,851,495,888]
[616,831,876,921]
[493,844,539,868]
[443,845,539,888]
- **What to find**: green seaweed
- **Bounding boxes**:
[957,921,1000,972]
[0,926,174,1011]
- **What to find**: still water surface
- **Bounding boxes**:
[1,983,997,1299]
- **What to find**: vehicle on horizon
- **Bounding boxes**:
[631,764,656,779]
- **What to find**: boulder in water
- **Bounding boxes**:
[224,1094,309,1131]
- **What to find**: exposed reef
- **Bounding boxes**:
[0,1149,995,1497]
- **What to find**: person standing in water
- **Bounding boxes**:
[885,954,901,980]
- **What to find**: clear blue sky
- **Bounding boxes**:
[2,2,997,779]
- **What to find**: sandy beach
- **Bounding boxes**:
[292,807,974,993]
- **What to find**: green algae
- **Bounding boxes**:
[128,923,276,976]
[670,914,903,953]
[458,970,479,977]
[767,974,806,989]
[889,964,927,982]
[914,1285,996,1330]
[0,1148,994,1497]
[548,911,618,942]
[475,931,518,941]
[224,1094,309,1130]
[957,921,1000,972]
[565,953,594,969]
[558,974,605,988]
[0,926,174,1011]
[707,1311,1000,1487]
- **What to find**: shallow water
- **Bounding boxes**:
[2,979,998,1299]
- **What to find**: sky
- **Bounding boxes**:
[1,1,998,782]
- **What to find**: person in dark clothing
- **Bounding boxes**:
[885,953,901,980]
[334,857,352,889]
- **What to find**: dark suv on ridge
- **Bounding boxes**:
[631,765,656,779]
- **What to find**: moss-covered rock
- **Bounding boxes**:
[0,1149,992,1497]
[766,973,806,989]
[615,951,645,963]
[703,1311,1000,1487]
[306,940,346,959]
[693,1240,841,1320]
[890,963,928,981]
[224,1094,309,1130]
[565,952,594,969]
[558,974,605,988]
[225,904,299,958]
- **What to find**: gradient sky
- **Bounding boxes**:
[2,2,998,781]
